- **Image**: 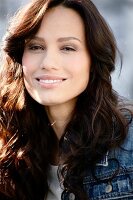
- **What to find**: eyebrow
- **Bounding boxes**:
[28,36,44,42]
[28,36,82,43]
[57,37,82,43]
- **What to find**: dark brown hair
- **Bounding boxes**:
[0,0,130,199]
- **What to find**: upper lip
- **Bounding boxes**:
[35,75,67,81]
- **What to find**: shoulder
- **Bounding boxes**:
[111,108,133,157]
[82,110,133,199]
[120,109,133,151]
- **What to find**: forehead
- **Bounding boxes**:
[36,5,86,40]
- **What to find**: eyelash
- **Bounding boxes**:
[61,46,76,52]
[27,44,44,51]
[26,43,76,52]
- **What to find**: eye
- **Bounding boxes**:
[61,46,76,52]
[28,44,44,51]
[25,42,45,53]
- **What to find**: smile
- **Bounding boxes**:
[38,79,64,84]
[35,75,67,89]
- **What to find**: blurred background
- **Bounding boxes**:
[0,0,133,100]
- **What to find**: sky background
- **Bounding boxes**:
[0,0,133,100]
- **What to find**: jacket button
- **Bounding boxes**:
[69,192,75,200]
[105,183,112,193]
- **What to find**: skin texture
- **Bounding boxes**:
[22,5,91,138]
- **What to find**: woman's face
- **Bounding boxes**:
[22,5,91,106]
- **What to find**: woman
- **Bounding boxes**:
[0,0,133,199]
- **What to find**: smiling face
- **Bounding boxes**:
[22,5,91,107]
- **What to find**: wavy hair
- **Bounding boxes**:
[0,0,130,199]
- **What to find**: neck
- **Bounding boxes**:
[45,101,76,139]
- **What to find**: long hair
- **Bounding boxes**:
[0,0,131,199]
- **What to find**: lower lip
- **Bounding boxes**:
[36,79,66,89]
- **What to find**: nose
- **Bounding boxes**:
[40,50,60,71]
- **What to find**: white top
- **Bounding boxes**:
[46,165,63,200]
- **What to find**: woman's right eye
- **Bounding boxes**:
[26,44,45,52]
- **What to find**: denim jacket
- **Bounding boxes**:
[62,117,133,200]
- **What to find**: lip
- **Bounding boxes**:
[35,74,67,80]
[35,74,67,89]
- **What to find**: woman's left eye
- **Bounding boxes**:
[61,46,76,52]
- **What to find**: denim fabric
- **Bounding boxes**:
[62,117,133,200]
[83,118,133,200]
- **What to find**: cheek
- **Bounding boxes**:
[22,66,29,78]
[72,58,91,79]
[22,52,29,66]
[22,64,34,83]
[22,55,35,76]
[75,59,91,89]
[22,52,35,69]
[22,56,29,74]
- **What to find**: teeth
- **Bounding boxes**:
[39,79,62,84]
